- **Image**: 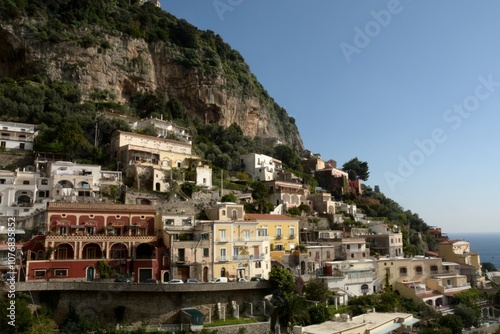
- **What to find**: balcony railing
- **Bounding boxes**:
[217,256,228,262]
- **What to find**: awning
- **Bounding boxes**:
[370,322,402,334]
[70,225,85,229]
[402,318,419,326]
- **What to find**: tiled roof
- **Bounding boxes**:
[244,214,298,221]
[47,202,156,212]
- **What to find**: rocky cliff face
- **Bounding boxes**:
[0,20,304,151]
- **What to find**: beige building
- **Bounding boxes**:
[111,130,204,192]
[438,239,481,271]
[294,311,419,334]
[161,219,212,282]
[375,256,471,307]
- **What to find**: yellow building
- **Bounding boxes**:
[244,214,299,252]
[211,219,270,280]
[438,239,481,271]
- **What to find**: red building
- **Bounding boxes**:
[22,203,163,283]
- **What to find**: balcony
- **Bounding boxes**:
[216,239,228,243]
[217,256,228,262]
[46,235,157,242]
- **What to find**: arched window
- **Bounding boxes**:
[221,267,226,277]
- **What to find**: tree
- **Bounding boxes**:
[482,261,497,273]
[270,292,309,332]
[308,304,332,325]
[268,266,295,294]
[303,279,331,302]
[438,314,463,334]
[342,157,369,181]
[453,304,480,328]
[221,194,238,203]
[250,181,273,214]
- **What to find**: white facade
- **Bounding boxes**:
[133,117,191,144]
[0,121,37,151]
[0,169,46,217]
[196,165,212,188]
[320,259,376,304]
[240,153,282,181]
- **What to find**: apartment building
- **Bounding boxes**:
[245,214,299,252]
[161,216,212,282]
[240,153,282,181]
[111,130,208,192]
[22,203,160,282]
[0,121,37,151]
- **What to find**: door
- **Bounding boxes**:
[86,267,95,281]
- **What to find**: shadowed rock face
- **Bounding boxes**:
[0,27,32,78]
[0,21,304,151]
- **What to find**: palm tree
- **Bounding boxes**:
[270,292,309,333]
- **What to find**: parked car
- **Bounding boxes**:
[209,277,228,283]
[114,277,131,283]
[250,276,266,281]
[141,278,159,284]
[165,279,184,284]
[185,278,200,284]
[236,278,247,282]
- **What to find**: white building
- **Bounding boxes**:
[0,121,37,151]
[240,153,282,181]
[320,259,376,306]
[133,117,191,144]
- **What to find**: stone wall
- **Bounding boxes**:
[209,321,271,334]
[16,281,271,326]
[0,151,34,170]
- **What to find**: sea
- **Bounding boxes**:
[447,232,500,270]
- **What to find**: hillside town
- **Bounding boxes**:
[0,118,497,333]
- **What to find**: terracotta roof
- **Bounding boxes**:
[47,202,157,212]
[439,239,463,245]
[244,214,298,221]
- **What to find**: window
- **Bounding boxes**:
[244,230,250,241]
[220,248,227,261]
[258,226,267,237]
[34,270,46,278]
[220,230,226,242]
[0,179,5,184]
[178,249,185,262]
[201,233,209,240]
[41,179,48,185]
[222,210,226,216]
[231,210,237,220]
[255,261,262,269]
[203,248,209,257]
[58,226,67,235]
[0,142,5,148]
[85,227,94,235]
[23,180,30,185]
[57,248,67,259]
[326,251,331,259]
[276,226,282,238]
[289,226,295,238]
[19,143,25,150]
[54,269,68,277]
[275,244,283,251]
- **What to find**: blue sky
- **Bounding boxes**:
[162,0,500,233]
